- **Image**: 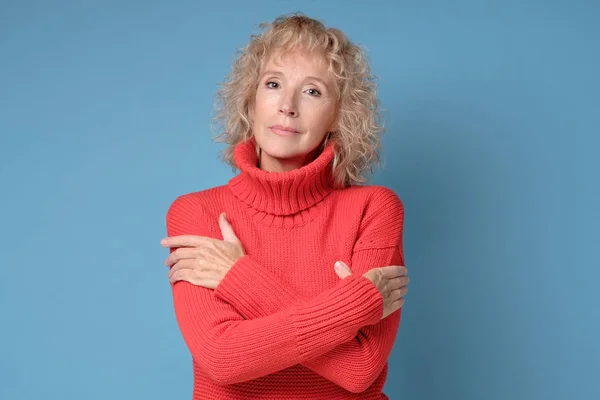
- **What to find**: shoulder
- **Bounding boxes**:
[342,185,404,218]
[365,185,403,210]
[343,185,404,251]
[165,185,228,230]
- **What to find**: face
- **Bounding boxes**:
[249,49,338,172]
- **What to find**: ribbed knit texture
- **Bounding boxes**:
[165,136,405,399]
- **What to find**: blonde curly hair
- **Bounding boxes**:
[212,12,385,187]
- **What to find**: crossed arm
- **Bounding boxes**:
[166,188,405,393]
[213,247,403,392]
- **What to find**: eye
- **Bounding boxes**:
[266,81,279,89]
[306,88,322,97]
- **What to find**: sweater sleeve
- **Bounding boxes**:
[214,187,405,393]
[165,195,385,386]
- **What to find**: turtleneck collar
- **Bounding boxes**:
[227,136,336,216]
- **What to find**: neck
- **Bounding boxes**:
[228,136,337,217]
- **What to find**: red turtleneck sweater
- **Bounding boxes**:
[165,137,405,399]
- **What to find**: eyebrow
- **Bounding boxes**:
[261,70,330,89]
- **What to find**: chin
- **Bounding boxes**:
[261,144,306,160]
[255,132,323,162]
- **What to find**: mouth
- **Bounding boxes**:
[270,125,299,136]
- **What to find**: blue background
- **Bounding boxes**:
[1,1,598,399]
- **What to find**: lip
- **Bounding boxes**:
[270,125,299,136]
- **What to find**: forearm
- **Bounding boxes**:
[173,272,383,386]
[166,186,405,390]
[214,247,403,392]
[214,255,308,316]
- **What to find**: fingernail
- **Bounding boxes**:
[161,238,167,245]
[334,262,341,270]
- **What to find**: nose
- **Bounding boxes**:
[278,93,298,117]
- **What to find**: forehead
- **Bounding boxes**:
[262,48,330,77]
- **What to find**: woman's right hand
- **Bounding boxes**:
[334,261,409,319]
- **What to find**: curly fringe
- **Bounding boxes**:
[212,12,384,187]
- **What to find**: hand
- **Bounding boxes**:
[334,261,409,319]
[161,213,245,288]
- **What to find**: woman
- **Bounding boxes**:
[161,13,410,400]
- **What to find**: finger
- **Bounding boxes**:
[381,265,408,279]
[391,297,406,309]
[389,276,410,290]
[334,261,352,279]
[165,247,197,267]
[218,213,240,244]
[168,259,196,278]
[389,286,408,299]
[169,268,193,284]
[383,298,405,318]
[170,269,202,284]
[170,269,204,285]
[161,235,211,248]
[169,270,219,289]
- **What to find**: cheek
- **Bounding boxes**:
[306,102,336,128]
[254,90,278,119]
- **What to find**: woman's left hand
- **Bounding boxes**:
[161,213,245,288]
